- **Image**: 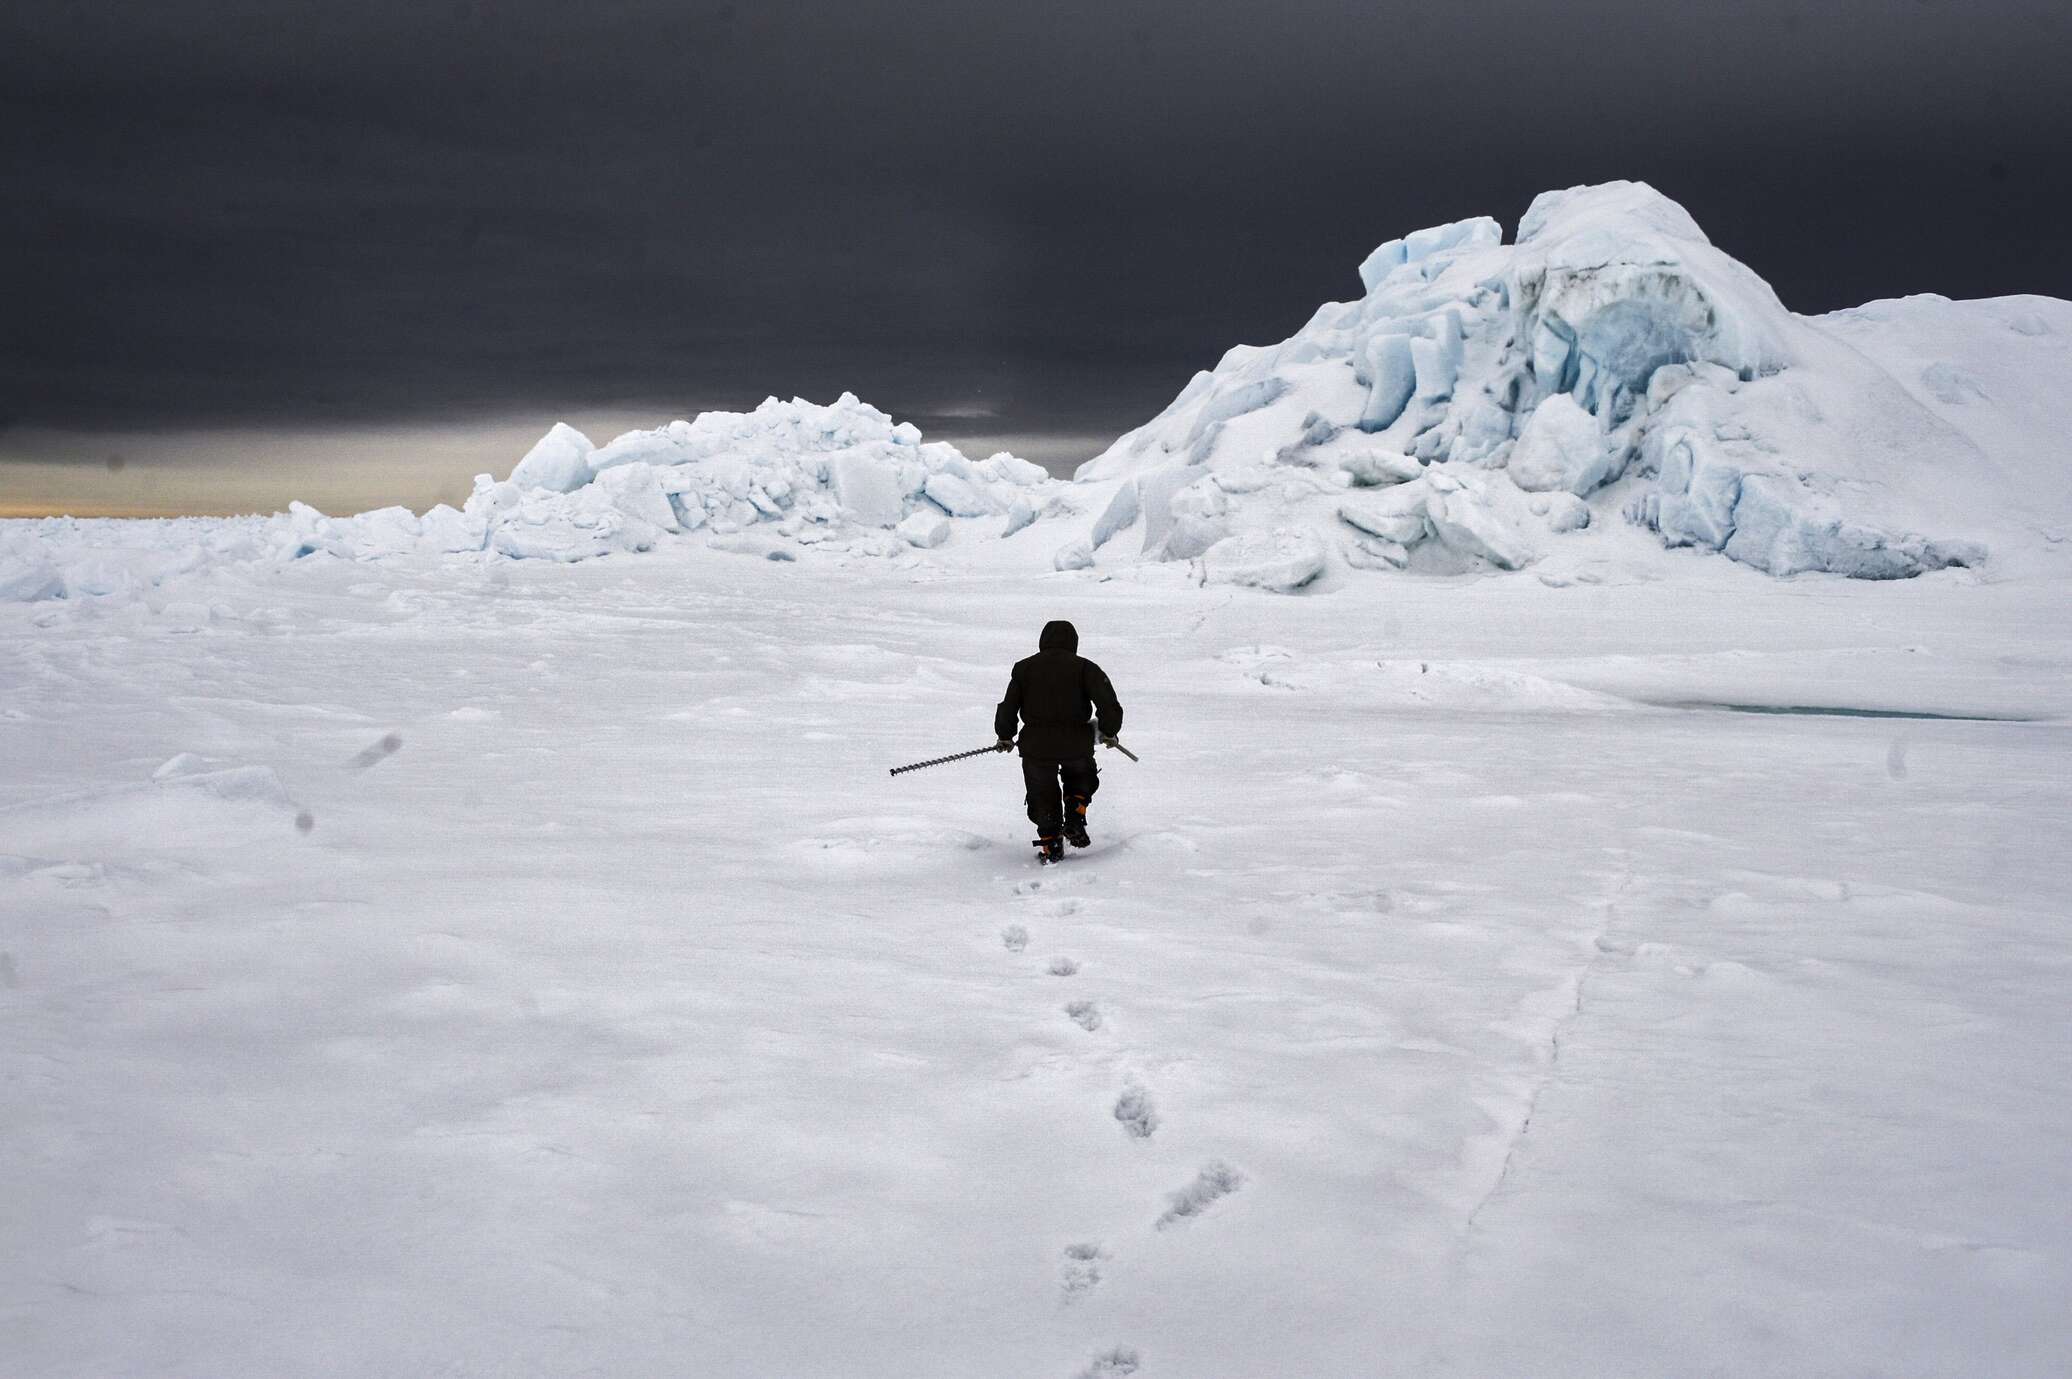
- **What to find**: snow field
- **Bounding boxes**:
[4,546,2069,1376]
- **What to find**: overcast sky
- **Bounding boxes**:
[3,0,2068,512]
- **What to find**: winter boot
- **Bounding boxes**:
[1062,795,1091,849]
[1032,834,1065,865]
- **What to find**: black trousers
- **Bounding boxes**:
[1022,756,1099,834]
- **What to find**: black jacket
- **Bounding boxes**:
[995,621,1123,760]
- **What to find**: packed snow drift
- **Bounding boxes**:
[1071,181,2072,588]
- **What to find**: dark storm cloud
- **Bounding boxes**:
[3,0,2067,440]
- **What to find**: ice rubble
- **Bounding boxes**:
[394,392,1056,564]
[1072,180,2020,585]
[0,395,1059,601]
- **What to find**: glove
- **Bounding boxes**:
[996,738,1014,752]
[1100,734,1119,749]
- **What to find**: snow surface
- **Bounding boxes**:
[4,536,2070,1377]
[1074,181,2072,585]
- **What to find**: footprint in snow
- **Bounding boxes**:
[347,732,404,769]
[1156,1161,1244,1228]
[1048,957,1079,977]
[1065,999,1102,1031]
[1002,925,1029,953]
[1060,1241,1107,1300]
[1113,1084,1158,1139]
[1076,1347,1140,1379]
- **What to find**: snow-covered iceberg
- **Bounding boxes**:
[1072,180,2068,584]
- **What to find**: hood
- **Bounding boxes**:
[1039,620,1078,652]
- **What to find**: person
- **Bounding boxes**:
[994,620,1124,862]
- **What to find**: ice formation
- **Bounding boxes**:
[440,392,1056,564]
[1071,180,2061,584]
[5,183,2068,604]
[0,395,1060,600]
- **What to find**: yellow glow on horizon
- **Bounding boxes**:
[0,416,1097,521]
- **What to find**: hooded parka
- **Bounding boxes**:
[994,620,1123,760]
